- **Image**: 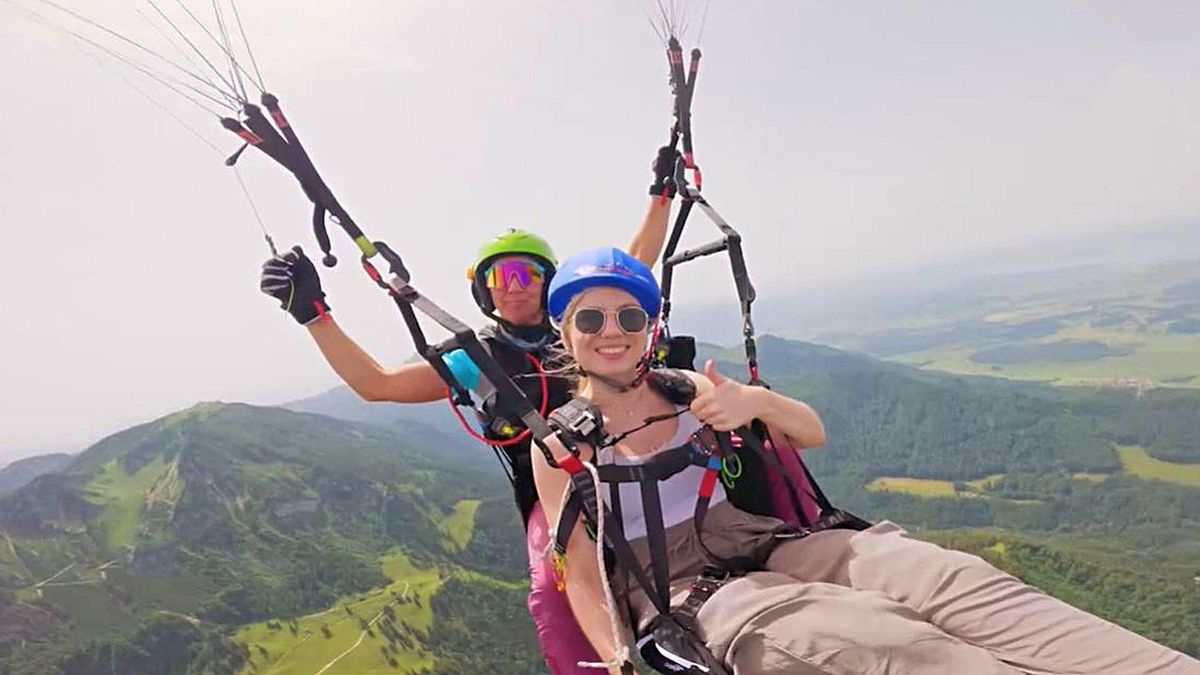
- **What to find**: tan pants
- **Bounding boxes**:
[620,503,1198,675]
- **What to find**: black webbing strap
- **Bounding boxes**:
[223,93,569,473]
[565,471,673,617]
[224,94,373,267]
[640,479,674,613]
[553,443,707,557]
[659,189,761,382]
[552,431,770,625]
[653,37,763,385]
[673,566,731,634]
[690,432,768,572]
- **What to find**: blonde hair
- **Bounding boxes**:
[545,292,654,394]
[542,294,587,391]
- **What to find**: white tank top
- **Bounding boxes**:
[597,411,727,541]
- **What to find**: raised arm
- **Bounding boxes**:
[625,146,680,267]
[306,320,447,403]
[686,360,827,449]
[531,437,629,675]
[260,246,448,404]
[626,197,672,267]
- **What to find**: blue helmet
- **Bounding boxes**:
[547,247,661,323]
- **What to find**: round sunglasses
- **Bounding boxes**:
[573,306,650,335]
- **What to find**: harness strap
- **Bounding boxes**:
[596,447,706,483]
[567,470,673,617]
[553,440,707,569]
[673,566,733,634]
[640,479,673,612]
[690,432,773,572]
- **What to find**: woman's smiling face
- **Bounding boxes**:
[484,255,547,326]
[562,287,651,380]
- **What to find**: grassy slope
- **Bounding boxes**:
[964,474,1005,490]
[437,500,481,554]
[234,552,441,675]
[81,456,172,552]
[1117,446,1200,488]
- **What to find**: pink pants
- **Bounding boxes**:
[526,501,601,674]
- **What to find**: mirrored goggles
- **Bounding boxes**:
[573,307,650,335]
[484,259,546,289]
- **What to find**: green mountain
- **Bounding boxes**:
[4,335,1199,673]
[719,336,1200,524]
[0,453,73,495]
[0,403,538,675]
[709,335,1200,654]
[294,334,1200,655]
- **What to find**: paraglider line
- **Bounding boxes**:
[696,0,711,46]
[26,0,237,105]
[146,0,243,102]
[654,0,673,37]
[134,6,229,105]
[228,0,265,91]
[24,7,234,115]
[210,0,246,103]
[234,168,276,255]
[167,0,259,103]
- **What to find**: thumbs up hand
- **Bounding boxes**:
[689,359,764,432]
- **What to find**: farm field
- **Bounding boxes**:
[802,260,1200,389]
[1117,446,1200,488]
[866,477,958,498]
[437,499,481,553]
[892,328,1200,388]
[867,446,1200,498]
[234,552,441,675]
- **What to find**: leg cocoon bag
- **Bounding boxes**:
[696,572,1019,675]
[768,521,1200,675]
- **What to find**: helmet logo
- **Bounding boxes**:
[575,263,637,278]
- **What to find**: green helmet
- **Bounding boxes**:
[469,229,558,316]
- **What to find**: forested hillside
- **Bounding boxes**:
[0,404,536,675]
[3,335,1197,673]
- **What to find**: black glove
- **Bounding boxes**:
[649,145,681,198]
[260,245,330,325]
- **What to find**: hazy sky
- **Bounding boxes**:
[2,1,1199,459]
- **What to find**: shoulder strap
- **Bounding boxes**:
[646,368,697,406]
[548,397,606,449]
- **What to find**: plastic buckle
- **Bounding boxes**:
[564,407,599,438]
[692,566,730,593]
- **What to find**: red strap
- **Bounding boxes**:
[445,353,549,448]
[698,468,718,498]
[269,108,290,130]
[237,129,263,145]
[557,455,585,475]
